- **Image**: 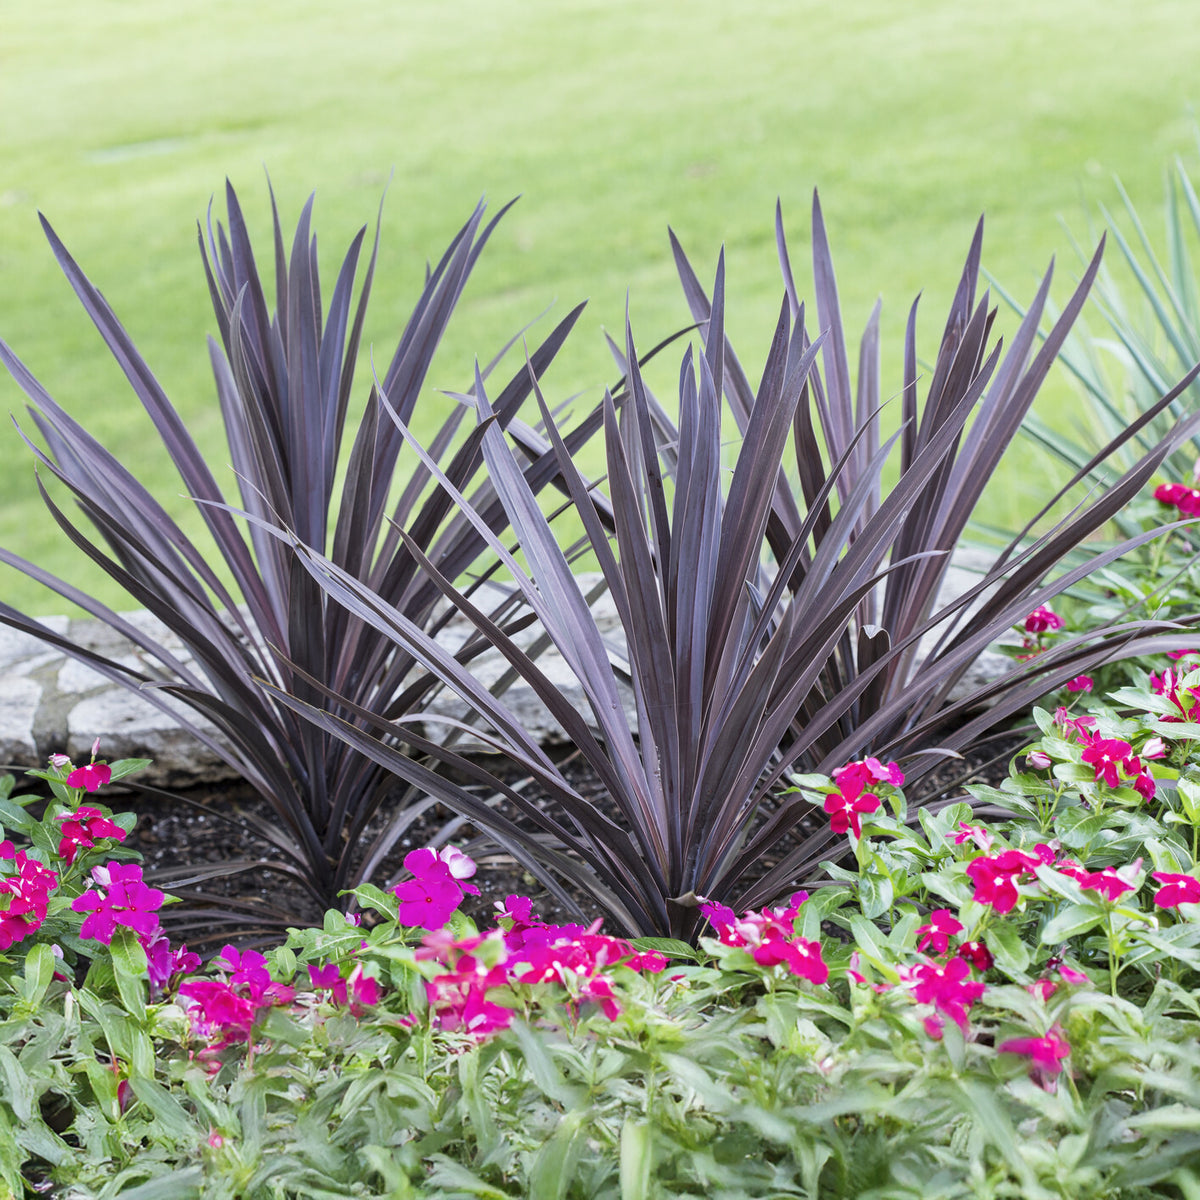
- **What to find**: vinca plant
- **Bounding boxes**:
[7,658,1200,1197]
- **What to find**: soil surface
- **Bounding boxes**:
[46,729,1026,954]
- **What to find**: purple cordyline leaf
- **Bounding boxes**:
[0,184,595,933]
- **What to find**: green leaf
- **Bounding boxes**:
[129,1076,197,1141]
[103,1168,203,1200]
[1040,904,1106,944]
[985,921,1030,974]
[629,936,698,962]
[858,868,894,920]
[528,1110,585,1200]
[0,1046,34,1122]
[20,943,54,1008]
[620,1119,653,1200]
[110,926,148,1018]
[107,757,151,783]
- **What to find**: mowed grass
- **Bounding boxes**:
[2,0,1199,615]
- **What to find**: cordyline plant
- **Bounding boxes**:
[266,194,1200,941]
[0,184,600,942]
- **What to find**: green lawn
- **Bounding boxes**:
[2,0,1199,614]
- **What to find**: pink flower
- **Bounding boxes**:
[904,957,986,1031]
[1080,737,1138,789]
[1154,483,1200,514]
[349,965,380,1011]
[71,862,164,944]
[821,760,903,839]
[1065,675,1093,693]
[66,763,113,793]
[955,940,994,974]
[142,927,201,1000]
[999,1026,1071,1086]
[1053,707,1097,743]
[949,822,994,852]
[177,978,258,1044]
[495,895,534,926]
[916,909,963,956]
[1026,750,1052,770]
[308,962,349,1006]
[0,848,59,950]
[1142,737,1168,760]
[394,871,463,930]
[1024,606,1063,634]
[55,807,126,865]
[965,847,1051,914]
[1153,872,1200,908]
[393,846,480,930]
[1057,862,1138,903]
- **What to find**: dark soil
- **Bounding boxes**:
[63,729,1027,954]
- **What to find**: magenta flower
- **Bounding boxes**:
[394,868,464,930]
[308,961,350,1006]
[949,821,994,852]
[905,957,986,1031]
[1080,737,1137,789]
[999,1025,1071,1086]
[66,763,113,793]
[71,862,164,943]
[965,847,1052,914]
[1065,675,1093,693]
[1023,605,1063,634]
[1057,861,1138,903]
[916,909,963,956]
[393,846,480,930]
[177,978,259,1044]
[824,787,880,838]
[955,940,994,974]
[1053,707,1097,743]
[55,807,126,865]
[0,848,59,950]
[1153,872,1200,908]
[142,927,201,1000]
[1154,482,1200,514]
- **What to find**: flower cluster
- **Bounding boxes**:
[1154,481,1200,516]
[700,891,828,984]
[56,807,126,866]
[178,945,297,1050]
[1050,708,1158,800]
[393,845,481,930]
[416,898,669,1039]
[823,758,904,838]
[307,960,380,1014]
[0,842,59,950]
[960,836,1143,914]
[72,862,164,943]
